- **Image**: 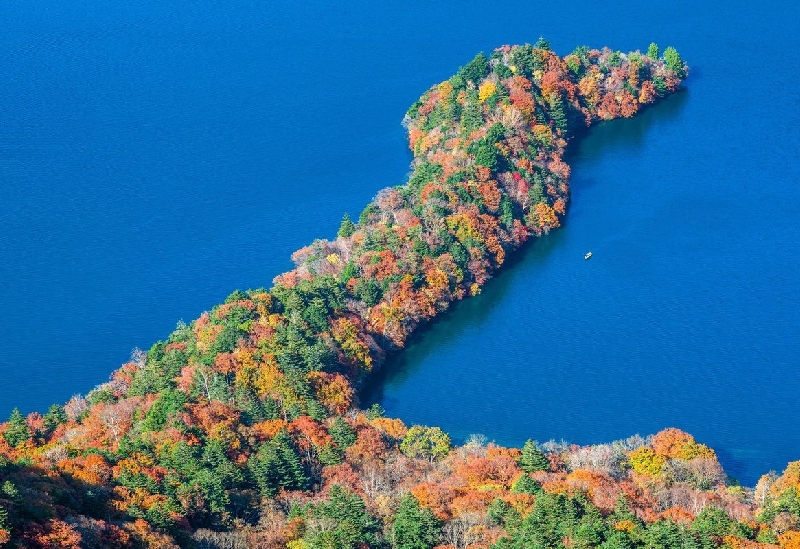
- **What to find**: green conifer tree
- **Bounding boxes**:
[511,473,543,494]
[549,95,569,135]
[519,439,549,472]
[304,485,382,549]
[317,443,343,466]
[460,88,483,135]
[392,493,441,549]
[457,52,489,84]
[338,213,356,238]
[272,430,309,491]
[42,403,67,433]
[249,429,309,496]
[329,417,357,449]
[644,520,685,549]
[663,46,687,78]
[611,494,640,525]
[3,408,29,448]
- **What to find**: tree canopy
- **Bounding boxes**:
[0,41,721,549]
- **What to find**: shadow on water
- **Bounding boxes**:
[564,86,690,170]
[714,446,750,487]
[360,87,690,408]
[360,227,567,406]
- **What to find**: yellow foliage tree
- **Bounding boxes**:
[479,81,497,102]
[370,417,408,440]
[330,316,373,372]
[308,371,354,416]
[628,447,666,476]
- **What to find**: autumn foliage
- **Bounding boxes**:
[10,42,790,549]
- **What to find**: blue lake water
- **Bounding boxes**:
[1,0,798,485]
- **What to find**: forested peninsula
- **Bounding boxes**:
[2,41,799,549]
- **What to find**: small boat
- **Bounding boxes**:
[584,251,593,260]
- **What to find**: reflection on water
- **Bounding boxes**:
[361,229,567,405]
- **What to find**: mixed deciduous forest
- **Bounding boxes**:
[3,41,797,549]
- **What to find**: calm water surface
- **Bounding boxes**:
[1,0,798,485]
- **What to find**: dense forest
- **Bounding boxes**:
[2,41,797,549]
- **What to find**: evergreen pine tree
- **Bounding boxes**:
[457,52,489,84]
[392,494,441,549]
[329,417,358,449]
[474,142,499,170]
[644,520,685,549]
[692,506,736,540]
[549,95,569,135]
[3,408,29,448]
[43,403,67,433]
[487,498,513,526]
[511,473,543,495]
[306,485,382,549]
[514,492,579,548]
[460,88,483,135]
[248,429,310,496]
[519,439,549,472]
[317,443,344,466]
[572,503,606,548]
[272,429,309,491]
[663,46,687,78]
[338,213,356,238]
[601,531,634,549]
[611,494,640,525]
[248,445,278,497]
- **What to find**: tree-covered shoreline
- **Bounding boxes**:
[4,41,797,549]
